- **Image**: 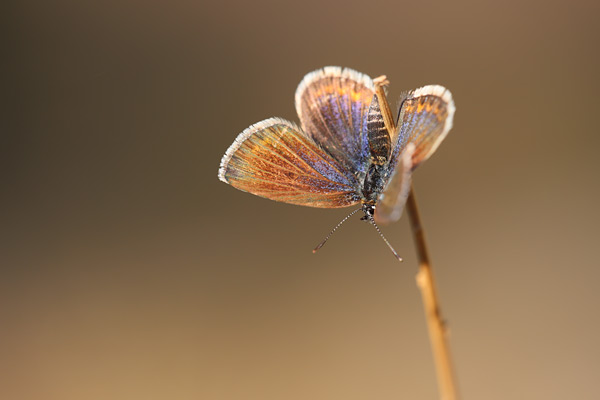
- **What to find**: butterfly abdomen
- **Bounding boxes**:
[366,95,391,165]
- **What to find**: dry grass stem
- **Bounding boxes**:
[406,188,458,400]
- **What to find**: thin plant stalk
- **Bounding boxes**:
[406,187,458,400]
[373,76,459,400]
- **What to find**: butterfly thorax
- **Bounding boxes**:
[362,163,387,204]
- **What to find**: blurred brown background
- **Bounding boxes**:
[3,0,600,399]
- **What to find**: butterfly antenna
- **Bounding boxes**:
[313,208,361,253]
[368,215,403,262]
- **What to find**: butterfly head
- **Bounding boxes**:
[360,203,375,222]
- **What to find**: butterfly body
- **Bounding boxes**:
[362,94,393,208]
[218,67,455,247]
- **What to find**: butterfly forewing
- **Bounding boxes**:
[219,118,361,208]
[391,85,455,170]
[295,67,375,181]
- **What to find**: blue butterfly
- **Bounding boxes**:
[219,67,455,259]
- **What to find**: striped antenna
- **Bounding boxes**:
[368,215,403,262]
[313,208,361,253]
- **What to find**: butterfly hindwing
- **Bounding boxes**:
[295,67,375,181]
[374,143,415,225]
[218,118,361,208]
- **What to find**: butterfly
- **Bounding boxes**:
[218,67,455,260]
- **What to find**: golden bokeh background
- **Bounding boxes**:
[4,0,600,399]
